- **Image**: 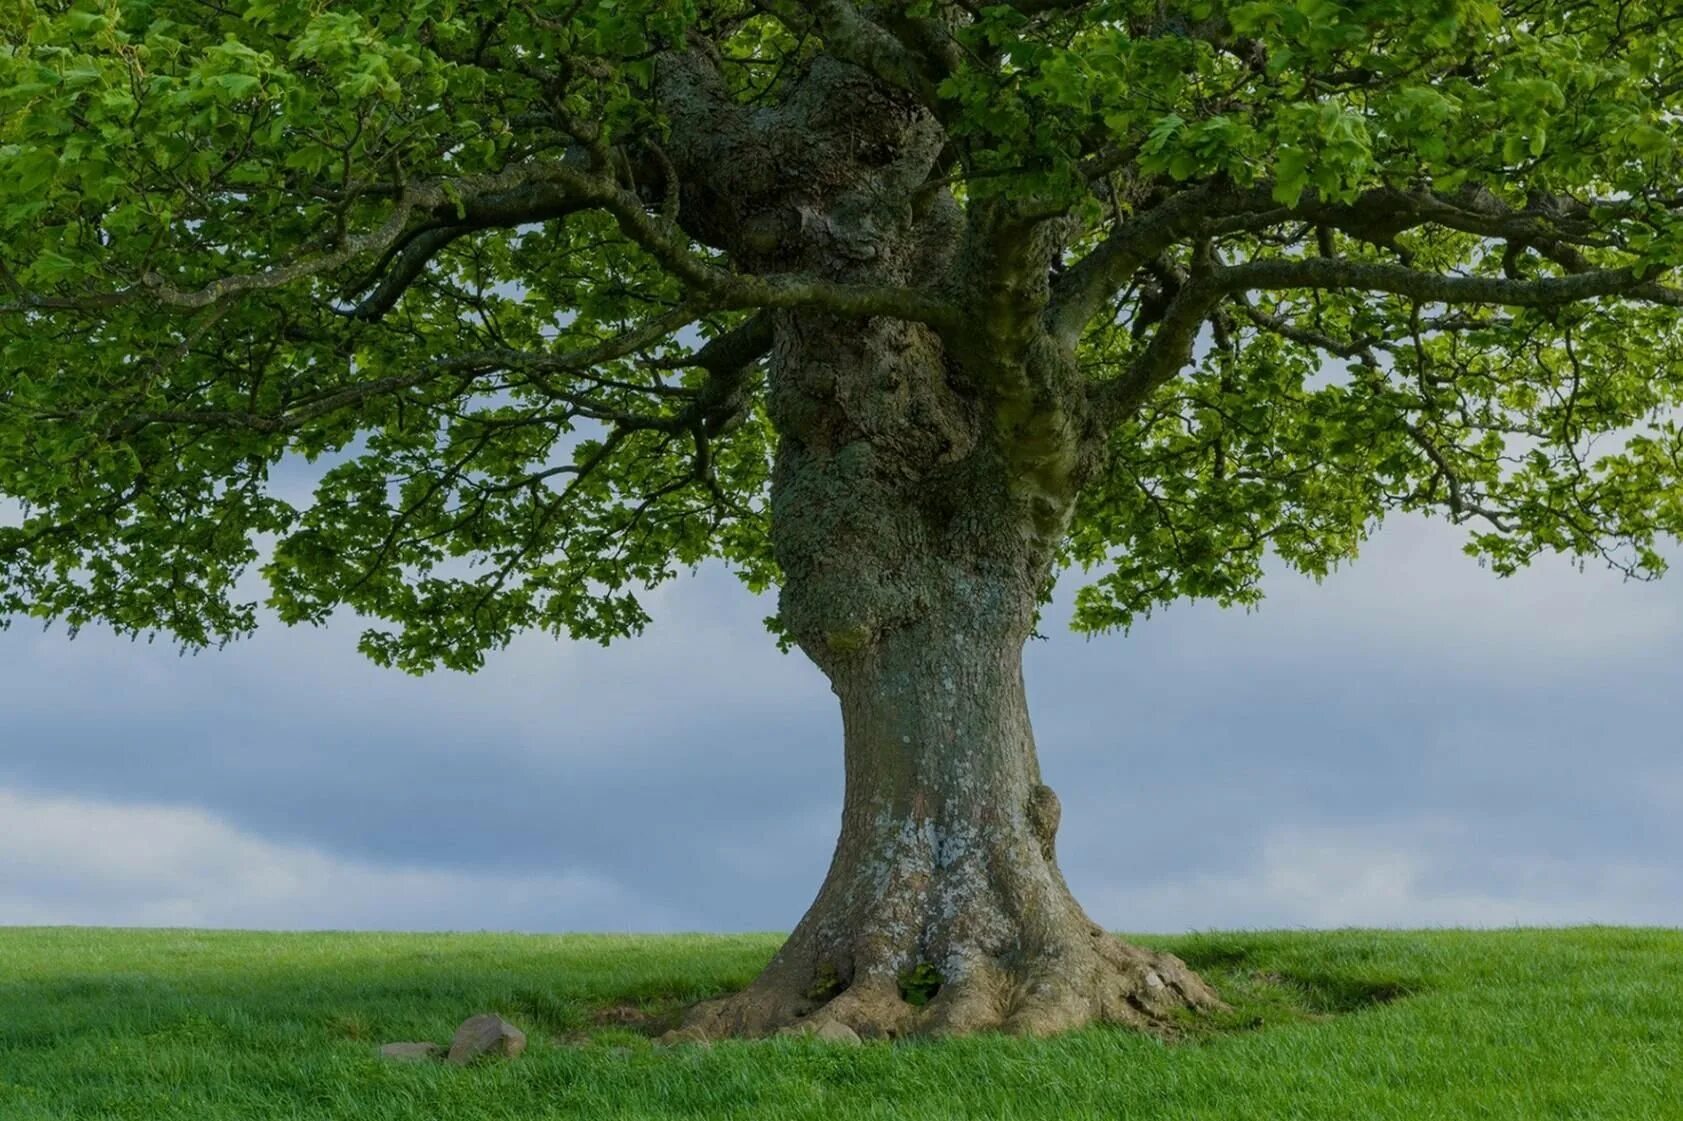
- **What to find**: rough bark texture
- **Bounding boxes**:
[656,50,1220,1041]
[675,583,1221,1040]
[669,209,1218,1044]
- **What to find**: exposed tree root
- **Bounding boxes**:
[664,919,1222,1043]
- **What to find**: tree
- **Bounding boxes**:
[4,0,1683,1040]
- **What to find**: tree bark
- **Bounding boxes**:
[672,314,1219,1041]
[654,47,1219,1041]
[678,592,1220,1040]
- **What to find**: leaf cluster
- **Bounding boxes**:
[3,0,1683,664]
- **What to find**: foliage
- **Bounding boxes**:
[4,1,1683,666]
[896,961,944,1006]
[1,926,1680,1118]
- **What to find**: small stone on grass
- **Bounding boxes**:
[776,1019,862,1045]
[655,1026,713,1048]
[447,1013,527,1065]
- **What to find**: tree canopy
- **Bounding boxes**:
[5,0,1683,670]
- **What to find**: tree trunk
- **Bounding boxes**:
[673,312,1220,1041]
[655,52,1217,1040]
[678,598,1220,1040]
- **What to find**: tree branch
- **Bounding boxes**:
[60,305,703,438]
[646,312,776,434]
[1046,183,1246,343]
[341,170,598,321]
[1089,251,1683,430]
[1215,257,1683,309]
[1089,271,1226,427]
[5,160,963,330]
[757,0,945,111]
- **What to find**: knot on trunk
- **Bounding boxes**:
[1027,783,1061,860]
[823,620,877,656]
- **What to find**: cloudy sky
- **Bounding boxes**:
[2,507,1680,933]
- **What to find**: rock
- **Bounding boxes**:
[655,1026,713,1048]
[812,1020,863,1045]
[776,1019,862,1045]
[378,1042,442,1062]
[446,1014,527,1065]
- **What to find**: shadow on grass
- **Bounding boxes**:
[1167,935,1424,1036]
[504,986,691,1043]
[1288,974,1418,1013]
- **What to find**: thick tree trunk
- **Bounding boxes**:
[673,312,1219,1040]
[677,586,1220,1040]
[655,50,1217,1040]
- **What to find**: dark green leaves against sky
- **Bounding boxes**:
[3,1,1682,669]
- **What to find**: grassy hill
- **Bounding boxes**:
[1,927,1679,1119]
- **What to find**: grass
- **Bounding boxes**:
[1,927,1679,1119]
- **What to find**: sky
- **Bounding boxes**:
[2,509,1681,934]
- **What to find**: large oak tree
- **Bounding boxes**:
[5,0,1683,1039]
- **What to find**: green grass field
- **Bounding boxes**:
[1,927,1679,1119]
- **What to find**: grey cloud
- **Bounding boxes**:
[2,512,1681,932]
